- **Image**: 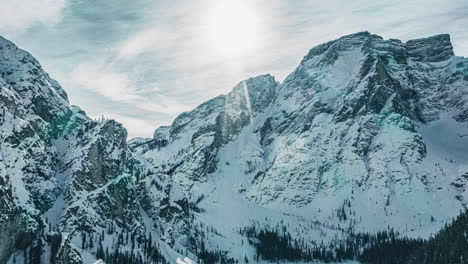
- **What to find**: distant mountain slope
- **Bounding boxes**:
[1,31,468,263]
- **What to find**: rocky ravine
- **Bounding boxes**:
[1,32,468,263]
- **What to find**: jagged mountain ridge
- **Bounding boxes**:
[132,31,468,259]
[135,31,468,228]
[0,36,172,263]
[0,32,467,263]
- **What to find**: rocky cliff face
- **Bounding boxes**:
[133,32,468,260]
[1,32,468,263]
[0,36,165,263]
[241,32,463,208]
[0,35,72,263]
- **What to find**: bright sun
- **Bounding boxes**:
[205,1,261,58]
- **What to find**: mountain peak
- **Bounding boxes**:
[301,31,382,63]
[227,73,278,113]
[0,35,70,122]
[340,31,383,40]
[230,74,277,94]
[405,34,454,62]
[302,32,455,64]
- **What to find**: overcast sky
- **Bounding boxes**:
[1,0,467,138]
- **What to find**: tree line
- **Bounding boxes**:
[240,209,468,264]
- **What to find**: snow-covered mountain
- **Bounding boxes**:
[1,32,468,263]
[0,35,172,264]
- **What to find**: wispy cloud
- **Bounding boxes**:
[68,59,192,115]
[138,98,192,115]
[69,60,140,102]
[117,28,181,59]
[0,0,66,33]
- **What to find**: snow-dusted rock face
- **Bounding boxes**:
[0,35,76,263]
[134,74,278,190]
[1,31,468,263]
[247,32,468,213]
[134,31,468,258]
[0,37,165,263]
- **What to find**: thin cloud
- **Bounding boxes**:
[117,28,181,59]
[0,0,66,33]
[138,98,192,115]
[69,60,140,102]
[68,59,191,115]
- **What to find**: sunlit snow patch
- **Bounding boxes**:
[176,257,195,264]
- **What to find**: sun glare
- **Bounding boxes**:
[205,1,261,58]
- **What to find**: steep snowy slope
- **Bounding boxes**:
[132,32,468,261]
[0,36,176,264]
[240,32,468,227]
[0,35,74,263]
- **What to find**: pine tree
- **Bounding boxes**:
[89,233,94,248]
[82,232,87,249]
[31,238,43,264]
